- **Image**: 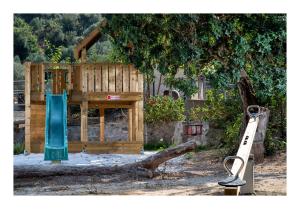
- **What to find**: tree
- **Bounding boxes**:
[14,17,39,61]
[102,14,286,103]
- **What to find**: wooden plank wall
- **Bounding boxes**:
[81,64,142,93]
[29,104,46,152]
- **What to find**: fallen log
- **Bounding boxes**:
[14,140,197,179]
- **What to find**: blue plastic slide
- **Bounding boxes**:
[44,91,68,160]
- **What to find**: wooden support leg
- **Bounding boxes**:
[224,188,239,195]
[100,108,105,143]
[132,102,137,141]
[240,154,254,195]
[24,62,31,153]
[81,101,88,143]
[137,100,144,142]
[128,108,132,142]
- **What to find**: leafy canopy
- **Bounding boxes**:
[103,14,286,104]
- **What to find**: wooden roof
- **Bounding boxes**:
[73,19,107,60]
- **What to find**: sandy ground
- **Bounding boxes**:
[14,150,286,195]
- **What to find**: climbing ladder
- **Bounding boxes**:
[218,105,261,195]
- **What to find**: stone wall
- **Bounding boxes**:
[145,121,221,147]
[68,119,128,142]
[145,121,182,145]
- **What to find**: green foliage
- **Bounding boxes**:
[103,14,286,101]
[185,152,194,160]
[14,143,25,155]
[14,56,24,80]
[44,40,63,63]
[189,89,243,155]
[144,141,169,151]
[14,14,107,63]
[14,17,39,61]
[223,114,243,155]
[189,89,241,127]
[195,145,208,152]
[264,130,286,156]
[144,96,185,124]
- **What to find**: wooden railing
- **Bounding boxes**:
[28,63,143,102]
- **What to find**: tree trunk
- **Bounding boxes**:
[237,70,270,163]
[237,70,258,138]
[251,107,270,163]
[156,73,163,95]
[14,140,197,179]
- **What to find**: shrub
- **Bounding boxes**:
[264,127,286,156]
[189,89,241,128]
[14,143,25,155]
[14,56,24,80]
[222,113,243,155]
[145,96,185,124]
[144,141,169,151]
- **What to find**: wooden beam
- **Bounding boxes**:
[88,103,134,109]
[81,101,88,143]
[116,64,123,92]
[100,108,105,143]
[132,102,137,141]
[128,108,132,142]
[24,62,31,153]
[73,20,107,60]
[137,72,144,142]
[67,65,73,92]
[224,188,239,196]
[70,92,143,102]
[81,48,87,63]
[39,63,45,100]
[108,64,116,92]
[28,141,143,154]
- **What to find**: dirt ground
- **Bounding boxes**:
[14,150,286,195]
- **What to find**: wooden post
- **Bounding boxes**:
[100,108,105,143]
[224,188,239,196]
[81,48,87,63]
[81,101,88,143]
[128,108,132,141]
[40,63,45,100]
[24,62,31,153]
[67,65,73,93]
[132,102,137,141]
[137,73,144,142]
[240,154,254,195]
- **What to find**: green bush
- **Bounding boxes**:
[264,128,286,156]
[14,56,24,80]
[145,96,185,124]
[14,143,25,155]
[222,114,243,156]
[144,141,169,151]
[189,89,243,156]
[189,89,241,128]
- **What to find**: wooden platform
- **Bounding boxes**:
[30,141,143,154]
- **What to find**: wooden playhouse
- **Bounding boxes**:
[24,25,144,154]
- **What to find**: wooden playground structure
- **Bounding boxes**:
[24,23,144,154]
